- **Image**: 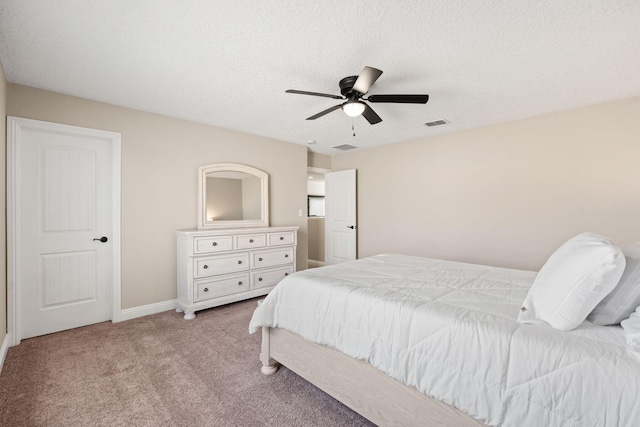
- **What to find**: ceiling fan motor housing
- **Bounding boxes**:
[339,76,360,97]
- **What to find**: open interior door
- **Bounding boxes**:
[324,169,356,264]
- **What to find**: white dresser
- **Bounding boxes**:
[176,226,298,319]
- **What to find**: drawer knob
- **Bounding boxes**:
[258,277,263,281]
[203,265,209,269]
[212,242,217,246]
[284,272,289,276]
[203,287,209,292]
[285,254,289,258]
[258,257,263,262]
[249,239,254,243]
[280,236,284,240]
[238,281,243,286]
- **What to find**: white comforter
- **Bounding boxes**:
[249,254,640,426]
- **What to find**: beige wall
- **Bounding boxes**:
[0,63,6,344]
[308,151,331,169]
[333,97,640,271]
[308,217,325,262]
[7,84,308,309]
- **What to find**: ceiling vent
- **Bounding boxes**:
[425,119,448,127]
[332,144,358,151]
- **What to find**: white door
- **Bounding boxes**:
[325,169,357,264]
[8,117,121,343]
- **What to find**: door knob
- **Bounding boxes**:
[347,225,356,229]
[93,236,108,242]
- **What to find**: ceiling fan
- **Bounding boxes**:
[286,66,429,125]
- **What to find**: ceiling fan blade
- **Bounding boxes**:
[352,66,383,95]
[361,103,382,125]
[306,103,344,120]
[367,94,429,104]
[286,89,344,100]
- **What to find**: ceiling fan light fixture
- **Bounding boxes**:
[342,101,365,117]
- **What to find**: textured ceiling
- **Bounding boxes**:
[1,1,639,155]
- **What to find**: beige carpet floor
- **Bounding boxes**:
[0,298,375,426]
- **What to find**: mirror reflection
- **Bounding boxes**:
[198,163,269,229]
[206,172,262,221]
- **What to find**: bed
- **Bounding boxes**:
[249,253,640,426]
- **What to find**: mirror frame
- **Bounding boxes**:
[197,163,269,229]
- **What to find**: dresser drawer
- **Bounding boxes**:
[251,266,293,290]
[195,253,249,278]
[251,248,294,269]
[194,273,249,302]
[268,231,295,246]
[235,233,266,249]
[194,235,233,254]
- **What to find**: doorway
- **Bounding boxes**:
[307,167,329,268]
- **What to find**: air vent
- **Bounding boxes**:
[425,119,448,127]
[332,144,358,151]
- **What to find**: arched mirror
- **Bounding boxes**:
[198,163,269,229]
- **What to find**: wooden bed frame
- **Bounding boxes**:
[260,326,486,426]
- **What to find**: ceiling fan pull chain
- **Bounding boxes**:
[352,119,356,137]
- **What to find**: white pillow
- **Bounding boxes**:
[588,242,640,325]
[518,232,626,331]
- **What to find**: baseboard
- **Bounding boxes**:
[0,332,11,374]
[118,299,177,322]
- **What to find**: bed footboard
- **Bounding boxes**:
[259,326,485,426]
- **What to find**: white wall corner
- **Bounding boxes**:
[117,300,177,322]
[0,333,12,374]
